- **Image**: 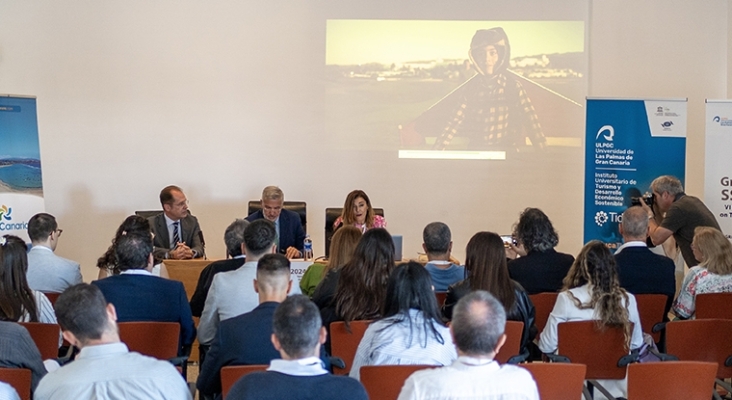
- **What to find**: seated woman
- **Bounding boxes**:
[333,190,386,233]
[301,226,361,297]
[96,215,168,279]
[349,262,456,380]
[674,226,732,319]
[442,232,536,357]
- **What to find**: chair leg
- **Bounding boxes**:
[588,379,618,400]
[582,384,593,400]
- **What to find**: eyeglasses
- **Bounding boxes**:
[55,229,63,237]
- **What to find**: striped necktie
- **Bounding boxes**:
[172,222,180,249]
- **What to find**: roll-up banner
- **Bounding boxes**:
[704,100,732,239]
[0,95,44,241]
[584,98,686,249]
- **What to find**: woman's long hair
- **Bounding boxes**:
[334,228,395,324]
[465,232,517,312]
[323,226,362,278]
[693,227,732,275]
[339,190,375,228]
[563,240,632,348]
[97,215,151,275]
[0,235,39,322]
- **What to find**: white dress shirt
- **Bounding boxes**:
[0,382,20,400]
[268,357,328,376]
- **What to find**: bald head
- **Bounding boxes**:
[620,207,649,242]
[451,290,506,357]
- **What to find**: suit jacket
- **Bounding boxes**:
[148,213,204,259]
[189,257,246,317]
[246,209,306,253]
[92,273,196,355]
[507,249,575,294]
[615,245,676,316]
[26,246,82,293]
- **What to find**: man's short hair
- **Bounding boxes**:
[159,185,183,206]
[262,186,284,202]
[452,290,506,356]
[28,213,57,243]
[115,232,153,271]
[256,253,291,289]
[273,295,321,359]
[621,207,648,238]
[243,219,276,257]
[423,222,451,254]
[55,284,109,343]
[224,219,250,258]
[651,175,684,196]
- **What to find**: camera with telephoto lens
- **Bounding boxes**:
[630,193,654,207]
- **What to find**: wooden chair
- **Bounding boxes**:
[329,320,371,375]
[117,322,188,377]
[634,293,667,343]
[696,293,732,320]
[0,367,31,400]
[494,320,526,364]
[434,292,447,308]
[626,361,717,400]
[17,322,60,360]
[529,292,558,333]
[42,292,61,307]
[360,365,433,400]
[520,363,586,400]
[220,364,268,399]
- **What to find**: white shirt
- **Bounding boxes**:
[350,310,457,381]
[34,342,191,400]
[397,356,539,400]
[0,382,19,400]
[612,240,646,255]
[268,357,328,376]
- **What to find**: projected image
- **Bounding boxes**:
[325,20,586,159]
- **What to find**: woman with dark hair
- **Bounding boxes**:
[302,226,362,297]
[333,190,386,233]
[442,231,536,356]
[96,215,168,279]
[507,207,575,294]
[349,262,456,380]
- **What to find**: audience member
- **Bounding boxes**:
[149,185,204,259]
[333,190,386,232]
[35,284,191,400]
[190,219,249,317]
[246,186,305,259]
[96,215,168,279]
[196,254,292,397]
[92,232,195,356]
[26,213,82,293]
[673,227,732,319]
[226,295,368,400]
[615,207,676,316]
[350,262,456,381]
[507,208,575,294]
[397,291,539,400]
[421,222,464,292]
[0,321,47,394]
[443,232,536,357]
[301,226,361,297]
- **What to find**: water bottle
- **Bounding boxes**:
[303,235,313,261]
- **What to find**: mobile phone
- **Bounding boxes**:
[500,235,516,247]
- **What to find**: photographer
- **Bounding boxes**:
[641,175,720,267]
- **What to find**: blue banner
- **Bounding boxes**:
[584,98,686,249]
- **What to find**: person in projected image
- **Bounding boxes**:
[333,190,386,233]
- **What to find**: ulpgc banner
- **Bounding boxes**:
[0,95,44,241]
[584,98,686,249]
[704,100,732,239]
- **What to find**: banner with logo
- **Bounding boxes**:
[0,95,44,241]
[704,100,732,239]
[584,98,686,249]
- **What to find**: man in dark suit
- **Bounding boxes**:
[246,186,305,259]
[149,185,204,259]
[196,253,292,398]
[615,206,676,316]
[92,232,196,356]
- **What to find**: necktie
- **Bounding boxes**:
[172,222,180,249]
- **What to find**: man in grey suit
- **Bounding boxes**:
[26,213,82,293]
[148,185,204,260]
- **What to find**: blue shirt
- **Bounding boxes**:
[425,262,465,292]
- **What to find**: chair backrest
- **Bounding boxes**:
[247,201,307,233]
[665,319,732,379]
[556,320,632,380]
[626,361,717,400]
[520,363,586,400]
[324,208,384,257]
[17,322,60,360]
[42,292,61,307]
[360,365,433,400]
[117,322,180,360]
[329,320,371,375]
[696,293,732,320]
[634,293,667,343]
[528,292,558,333]
[0,368,31,400]
[220,364,268,399]
[134,210,163,219]
[494,320,523,364]
[434,292,447,308]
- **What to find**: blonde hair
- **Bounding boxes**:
[324,226,362,277]
[693,227,732,275]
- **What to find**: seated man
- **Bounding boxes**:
[0,321,47,394]
[149,185,204,259]
[422,222,464,291]
[92,232,196,355]
[34,284,191,400]
[226,295,367,400]
[246,186,305,259]
[197,253,292,397]
[26,213,82,293]
[398,291,539,400]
